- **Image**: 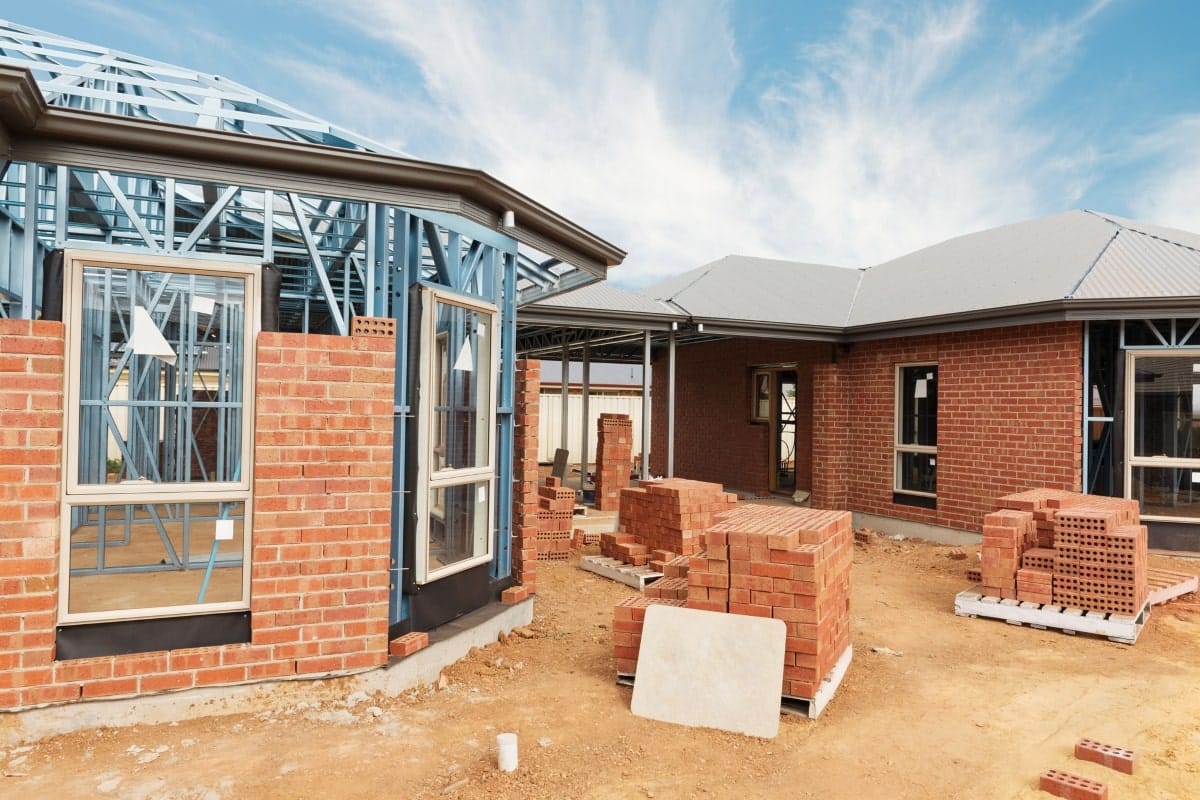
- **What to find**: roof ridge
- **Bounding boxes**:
[1064,223,1119,300]
[843,269,866,326]
[1083,209,1200,257]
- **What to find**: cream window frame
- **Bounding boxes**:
[59,249,258,625]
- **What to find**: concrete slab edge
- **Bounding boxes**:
[0,598,534,746]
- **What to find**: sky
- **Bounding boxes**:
[6,0,1200,288]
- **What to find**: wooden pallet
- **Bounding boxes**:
[1147,568,1198,606]
[617,644,853,721]
[955,588,1148,644]
[580,554,663,590]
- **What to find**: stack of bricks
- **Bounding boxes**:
[617,478,738,557]
[593,413,634,511]
[600,532,649,566]
[612,595,686,676]
[1053,507,1147,615]
[535,477,575,561]
[511,359,541,593]
[987,490,1147,615]
[690,506,854,700]
[980,509,1037,600]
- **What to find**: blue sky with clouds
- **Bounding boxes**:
[7,0,1199,287]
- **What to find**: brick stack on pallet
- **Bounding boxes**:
[622,505,853,701]
[617,478,738,557]
[981,490,1148,615]
[593,413,634,511]
[535,477,576,561]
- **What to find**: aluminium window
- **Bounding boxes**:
[895,364,937,499]
[60,250,256,624]
[1125,350,1200,520]
[413,287,499,584]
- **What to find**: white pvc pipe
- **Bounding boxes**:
[497,732,518,772]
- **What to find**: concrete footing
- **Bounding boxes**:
[1,598,533,746]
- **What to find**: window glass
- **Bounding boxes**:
[1131,356,1200,459]
[68,501,245,614]
[897,452,937,494]
[1130,467,1200,518]
[77,266,246,486]
[429,299,492,473]
[899,366,938,446]
[753,371,770,421]
[426,481,491,575]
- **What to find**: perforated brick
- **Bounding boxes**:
[1075,738,1135,775]
[1039,768,1108,800]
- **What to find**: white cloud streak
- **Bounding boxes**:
[1129,116,1200,235]
[305,0,1110,285]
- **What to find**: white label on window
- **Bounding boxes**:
[215,519,234,541]
[476,485,486,504]
[193,295,216,315]
[929,458,936,466]
[1192,472,1200,484]
[476,322,487,337]
[1193,364,1200,373]
[913,379,927,399]
[453,340,474,372]
[130,305,178,366]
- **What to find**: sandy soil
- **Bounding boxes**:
[3,538,1199,800]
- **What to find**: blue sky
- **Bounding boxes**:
[7,0,1200,287]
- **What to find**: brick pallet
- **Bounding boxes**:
[594,413,634,511]
[962,489,1156,643]
[618,504,853,708]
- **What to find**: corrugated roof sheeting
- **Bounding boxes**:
[644,255,862,328]
[1074,229,1200,299]
[533,281,677,316]
[847,211,1116,326]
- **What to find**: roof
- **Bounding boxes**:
[522,209,1200,351]
[534,280,677,317]
[644,255,862,329]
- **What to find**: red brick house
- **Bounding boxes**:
[522,211,1200,552]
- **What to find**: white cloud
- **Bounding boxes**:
[306,0,1107,285]
[1129,116,1200,234]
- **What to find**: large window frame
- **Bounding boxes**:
[413,286,499,584]
[894,363,938,500]
[1124,348,1200,523]
[59,250,257,625]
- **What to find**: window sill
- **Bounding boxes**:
[893,492,936,510]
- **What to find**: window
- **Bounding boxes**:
[895,364,937,500]
[751,370,771,422]
[414,287,498,583]
[61,251,256,624]
[1126,351,1200,520]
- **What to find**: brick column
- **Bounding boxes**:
[510,359,541,593]
[594,413,633,511]
[812,361,850,510]
[251,331,394,675]
[0,320,66,709]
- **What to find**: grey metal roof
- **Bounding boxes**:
[1072,215,1200,300]
[846,210,1117,327]
[533,280,679,317]
[644,255,862,329]
[521,209,1200,346]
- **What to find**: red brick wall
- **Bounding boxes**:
[812,361,850,510]
[512,359,540,591]
[649,339,833,495]
[0,320,66,709]
[834,322,1083,532]
[0,327,397,710]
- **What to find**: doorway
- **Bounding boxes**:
[773,370,798,493]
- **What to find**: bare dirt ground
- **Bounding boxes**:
[3,538,1199,800]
